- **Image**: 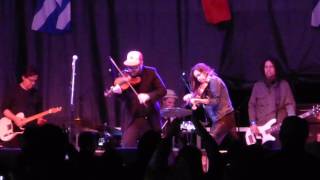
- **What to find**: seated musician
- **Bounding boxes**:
[160,89,180,136]
[160,89,178,125]
[161,89,178,109]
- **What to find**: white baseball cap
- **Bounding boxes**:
[123,51,143,66]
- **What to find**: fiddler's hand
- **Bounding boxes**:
[111,84,122,94]
[190,98,200,105]
[138,93,150,104]
[183,93,193,103]
[104,84,122,97]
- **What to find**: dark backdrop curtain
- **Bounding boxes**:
[1,0,320,129]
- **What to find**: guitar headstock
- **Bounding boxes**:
[312,104,320,119]
[48,107,63,114]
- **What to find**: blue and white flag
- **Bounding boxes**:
[311,0,320,27]
[32,0,71,33]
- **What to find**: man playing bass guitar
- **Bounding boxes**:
[248,58,296,150]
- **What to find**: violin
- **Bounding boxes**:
[104,74,141,97]
[114,75,141,91]
[195,82,208,97]
[105,56,143,105]
[184,78,210,110]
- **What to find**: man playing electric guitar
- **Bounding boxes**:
[1,66,47,147]
[248,58,296,150]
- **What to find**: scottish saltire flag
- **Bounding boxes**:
[311,0,320,27]
[32,0,71,33]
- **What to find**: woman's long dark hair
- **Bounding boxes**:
[190,63,216,92]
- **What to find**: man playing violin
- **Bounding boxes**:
[108,50,166,147]
[183,63,237,145]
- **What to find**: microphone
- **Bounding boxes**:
[72,55,78,65]
[72,55,78,60]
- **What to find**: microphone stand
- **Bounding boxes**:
[181,72,192,93]
[68,55,78,145]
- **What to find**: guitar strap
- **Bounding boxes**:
[275,81,281,123]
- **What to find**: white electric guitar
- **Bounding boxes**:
[236,105,320,146]
[0,107,62,142]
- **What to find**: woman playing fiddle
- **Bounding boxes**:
[106,50,166,147]
[183,63,238,144]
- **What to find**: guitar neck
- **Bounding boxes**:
[298,111,312,119]
[235,108,317,134]
[235,127,249,132]
[266,123,281,134]
[24,110,51,124]
[267,110,313,133]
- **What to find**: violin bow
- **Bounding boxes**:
[181,73,192,94]
[108,56,140,98]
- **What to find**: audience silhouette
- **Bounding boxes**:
[264,116,320,180]
[0,116,319,180]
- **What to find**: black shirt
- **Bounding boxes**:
[2,84,42,128]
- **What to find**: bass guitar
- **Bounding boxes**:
[236,105,320,146]
[0,107,62,141]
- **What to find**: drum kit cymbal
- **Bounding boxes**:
[160,107,195,133]
[160,107,192,118]
[77,107,193,138]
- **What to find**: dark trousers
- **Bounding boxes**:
[210,111,238,145]
[121,117,153,147]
